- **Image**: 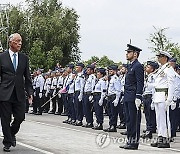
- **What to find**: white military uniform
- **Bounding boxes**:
[84,74,96,93]
[153,63,176,138]
[35,74,45,96]
[44,77,51,97]
[74,72,85,97]
[107,74,122,103]
[67,73,75,94]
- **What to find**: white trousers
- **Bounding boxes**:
[154,102,171,138]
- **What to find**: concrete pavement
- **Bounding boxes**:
[0,112,180,154]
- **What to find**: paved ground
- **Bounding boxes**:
[0,110,180,154]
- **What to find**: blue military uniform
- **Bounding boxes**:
[121,44,144,150]
[73,63,85,126]
[141,61,158,139]
[92,68,107,130]
[82,65,96,128]
[104,65,122,132]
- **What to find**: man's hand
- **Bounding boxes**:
[135,98,141,110]
[39,93,42,98]
[98,99,103,106]
[113,99,118,107]
[165,100,171,111]
[170,101,176,110]
[78,93,83,102]
[28,95,33,105]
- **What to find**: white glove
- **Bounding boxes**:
[98,99,103,106]
[135,98,142,110]
[39,93,42,98]
[170,101,176,110]
[89,95,93,102]
[150,102,155,110]
[78,93,83,101]
[34,92,36,97]
[113,99,119,107]
[58,93,61,98]
[45,91,48,97]
[53,90,56,97]
[165,100,171,111]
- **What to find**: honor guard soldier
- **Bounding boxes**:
[103,65,121,132]
[82,65,96,128]
[31,71,38,114]
[175,65,180,132]
[73,63,85,126]
[120,44,144,150]
[92,68,107,130]
[151,51,175,148]
[67,64,76,124]
[56,69,64,115]
[48,71,57,114]
[140,61,158,139]
[35,69,45,115]
[168,58,179,141]
[117,64,127,129]
[62,64,75,124]
[43,72,51,113]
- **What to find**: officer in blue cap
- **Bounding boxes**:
[103,65,122,132]
[73,62,85,126]
[140,61,158,139]
[92,68,107,130]
[120,44,144,150]
[82,65,96,128]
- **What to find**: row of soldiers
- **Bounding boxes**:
[31,44,180,150]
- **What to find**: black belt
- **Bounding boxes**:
[75,90,80,93]
[107,94,116,100]
[143,94,152,99]
[84,91,92,95]
[93,92,101,96]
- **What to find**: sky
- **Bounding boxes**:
[1,0,180,63]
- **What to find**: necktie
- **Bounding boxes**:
[13,53,17,71]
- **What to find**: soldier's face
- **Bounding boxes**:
[126,51,134,61]
[109,70,115,76]
[97,72,103,79]
[76,66,82,72]
[145,65,154,74]
[86,68,92,75]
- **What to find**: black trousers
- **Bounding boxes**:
[0,89,25,147]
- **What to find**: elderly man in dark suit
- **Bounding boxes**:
[0,33,33,152]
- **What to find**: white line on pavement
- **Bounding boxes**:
[0,135,54,154]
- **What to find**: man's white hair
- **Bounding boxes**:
[8,33,20,42]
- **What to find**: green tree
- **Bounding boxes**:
[0,0,80,70]
[148,27,180,63]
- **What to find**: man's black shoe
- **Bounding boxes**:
[103,126,117,132]
[140,131,152,139]
[82,123,93,128]
[55,112,61,115]
[61,112,68,116]
[3,146,10,152]
[74,121,83,126]
[120,144,138,150]
[63,119,69,123]
[120,131,127,135]
[48,111,55,114]
[70,120,76,125]
[92,124,103,130]
[117,123,126,129]
[35,112,42,115]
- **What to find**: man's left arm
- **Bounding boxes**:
[135,64,144,100]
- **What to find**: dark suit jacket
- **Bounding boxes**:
[0,50,33,103]
[124,59,144,102]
